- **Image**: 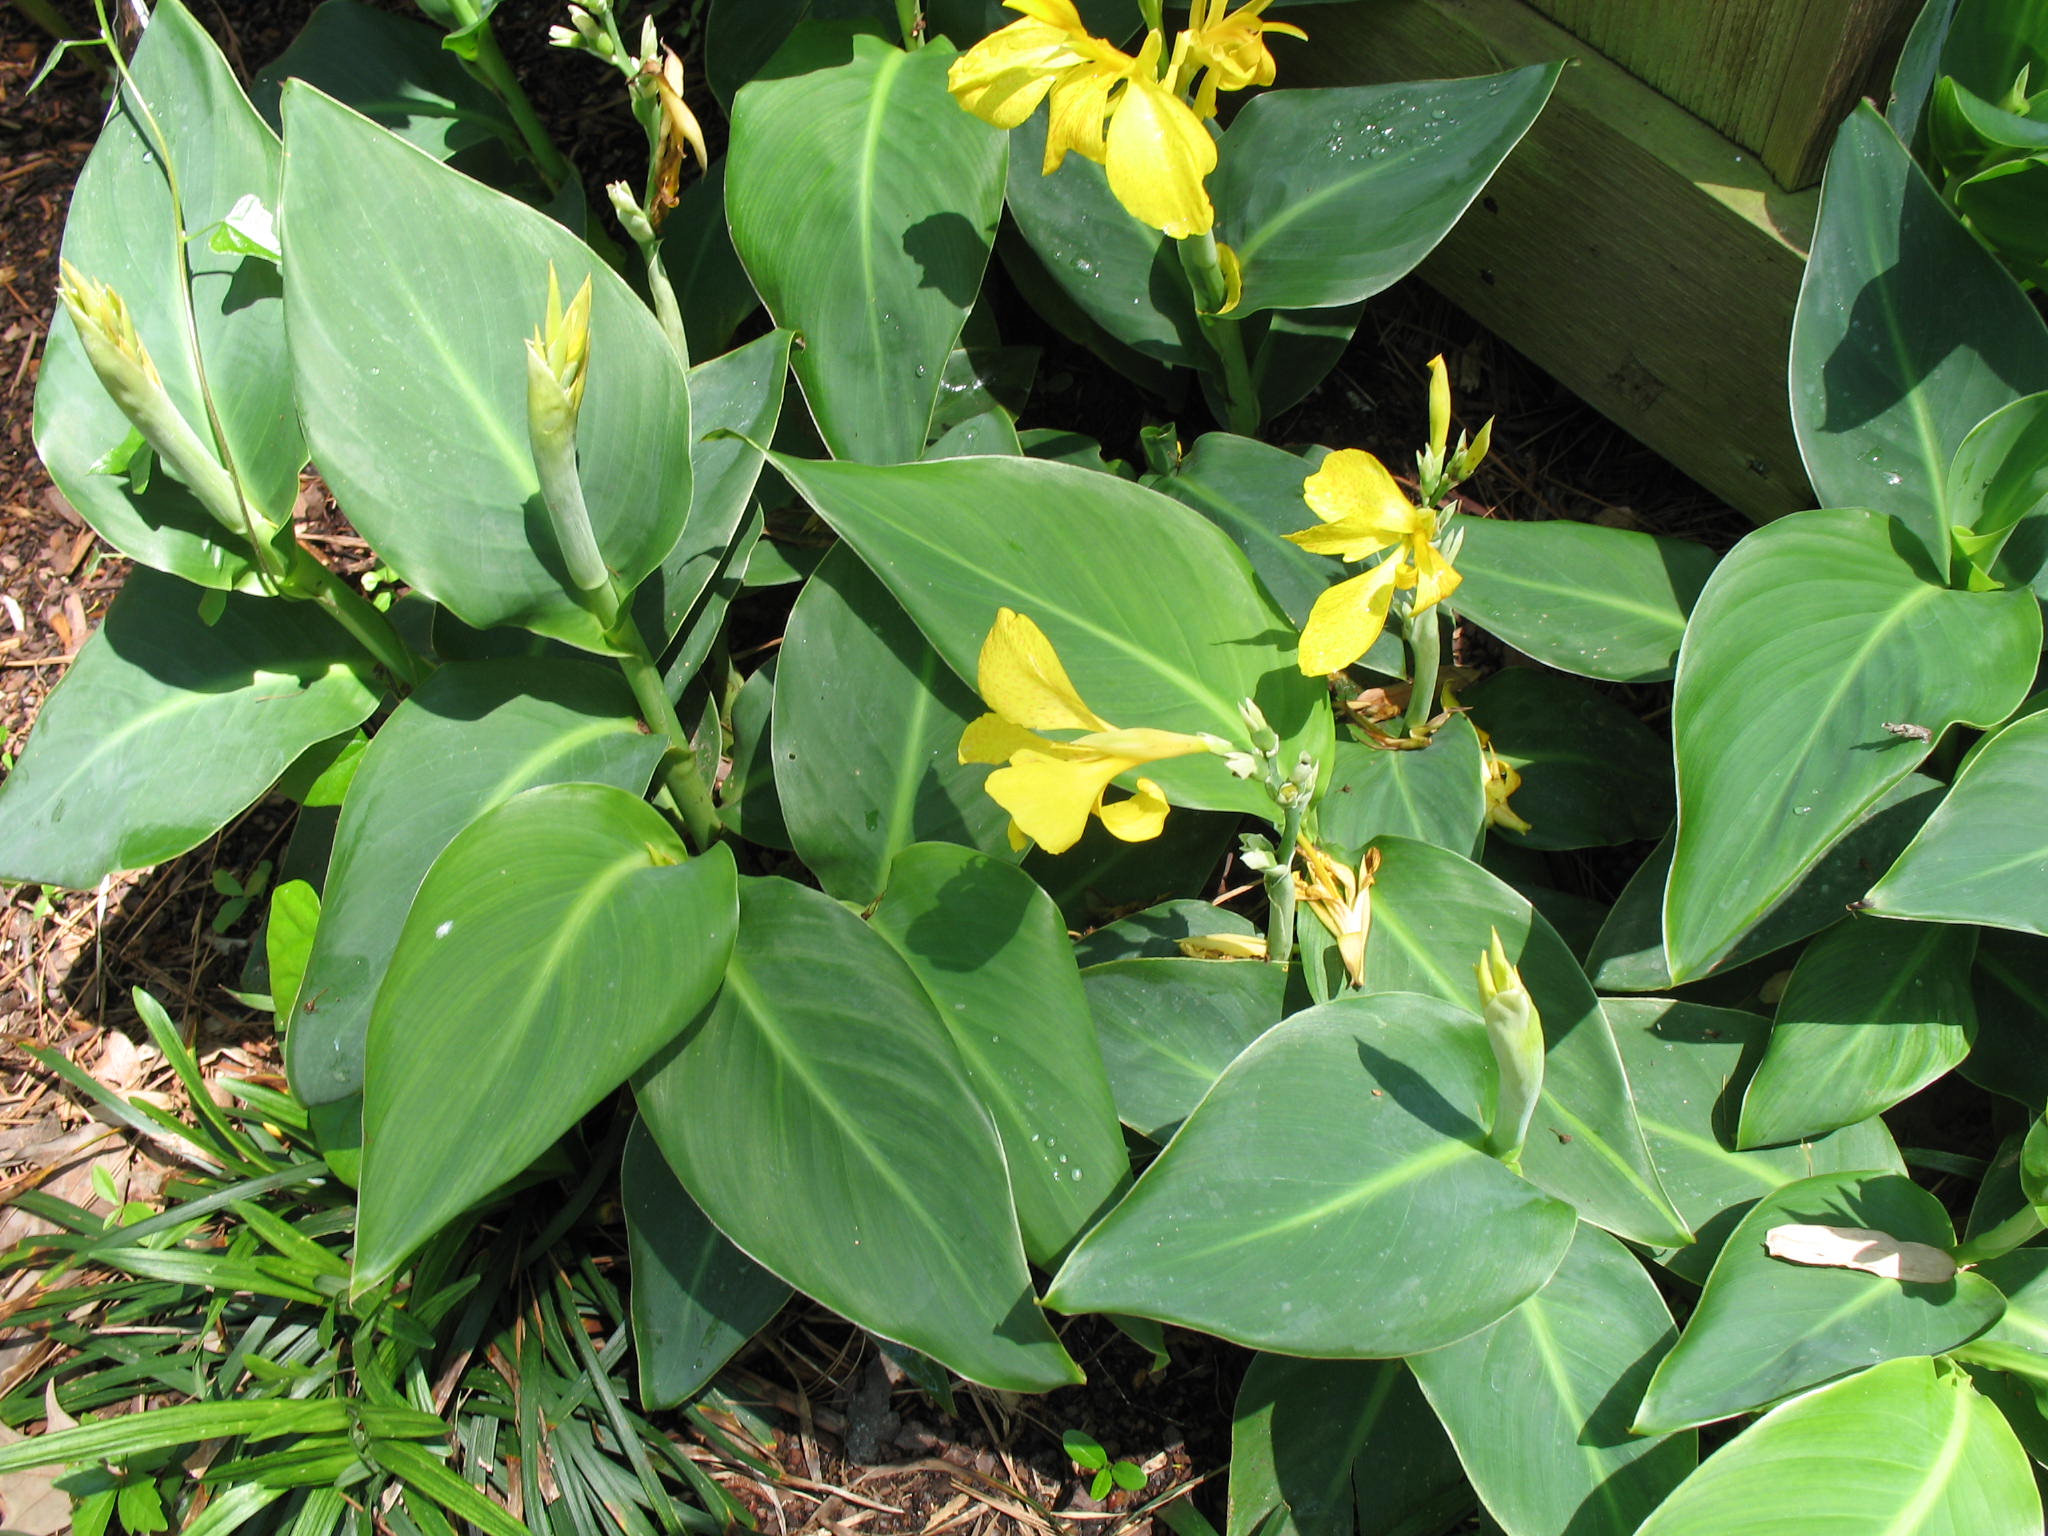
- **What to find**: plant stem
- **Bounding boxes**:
[1952,1204,2046,1267]
[14,0,77,41]
[1264,794,1307,969]
[895,0,921,47]
[1403,604,1441,737]
[609,618,721,852]
[640,239,689,363]
[463,19,575,191]
[284,547,423,688]
[1175,234,1260,437]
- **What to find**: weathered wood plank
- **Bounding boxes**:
[1272,0,1818,521]
[1525,0,1915,187]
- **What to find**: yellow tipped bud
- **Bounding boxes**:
[530,263,592,416]
[1476,927,1543,1172]
[525,265,610,602]
[1426,353,1451,465]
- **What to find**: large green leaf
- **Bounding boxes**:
[1362,837,1690,1248]
[1022,807,1238,927]
[726,33,1003,463]
[288,660,664,1106]
[621,1118,790,1410]
[1634,1172,2005,1433]
[634,878,1082,1392]
[1315,722,1486,858]
[1738,919,1977,1147]
[1945,392,2048,599]
[356,785,738,1287]
[774,547,1013,901]
[1080,957,1287,1142]
[1605,999,1902,1286]
[869,843,1127,1265]
[1071,899,1258,966]
[1044,992,1578,1357]
[1463,669,1672,852]
[1410,1224,1696,1536]
[770,452,1327,819]
[1227,1357,1468,1536]
[1790,104,2048,560]
[1213,67,1559,317]
[35,0,297,589]
[0,570,378,891]
[1868,710,2048,934]
[1958,1249,2048,1384]
[661,161,763,360]
[1665,508,2039,983]
[1967,930,2048,1106]
[1635,1357,2040,1536]
[1451,520,1717,685]
[281,83,692,648]
[1942,0,2048,103]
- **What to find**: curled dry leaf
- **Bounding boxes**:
[1764,1223,1957,1283]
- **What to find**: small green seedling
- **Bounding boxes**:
[1062,1429,1146,1503]
[210,859,273,934]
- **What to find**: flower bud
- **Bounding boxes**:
[1427,353,1451,466]
[606,182,657,244]
[524,264,611,600]
[1477,928,1543,1172]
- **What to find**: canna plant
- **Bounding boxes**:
[4,0,2048,1533]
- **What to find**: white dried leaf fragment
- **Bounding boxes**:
[1764,1223,1957,1283]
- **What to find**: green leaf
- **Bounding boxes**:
[774,547,1014,902]
[662,161,763,359]
[1958,1248,2048,1385]
[705,2,896,108]
[1242,302,1367,422]
[1215,67,1559,317]
[634,877,1082,1392]
[622,1118,789,1410]
[1587,775,1943,994]
[870,843,1127,1265]
[366,1441,527,1536]
[1080,957,1287,1142]
[1463,668,1672,852]
[1410,1224,1697,1536]
[1665,508,2040,983]
[768,452,1329,821]
[1227,1357,1467,1536]
[1072,899,1257,966]
[1739,920,1977,1147]
[1867,710,2048,934]
[1315,721,1486,858]
[1790,104,2048,560]
[1605,998,1903,1286]
[0,1401,435,1473]
[1967,930,2048,1106]
[1635,1357,2040,1536]
[1362,836,1691,1248]
[726,34,1003,463]
[288,660,664,1106]
[280,83,692,648]
[1023,808,1238,928]
[34,0,296,589]
[0,570,378,890]
[1944,391,2048,600]
[355,786,737,1286]
[1942,0,2048,109]
[1453,519,1717,684]
[1634,1172,2005,1433]
[1044,992,1578,1356]
[265,880,320,1019]
[718,660,790,849]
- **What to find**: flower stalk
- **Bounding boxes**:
[1477,929,1543,1173]
[525,265,617,616]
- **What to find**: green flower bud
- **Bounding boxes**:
[1477,927,1543,1173]
[523,264,612,603]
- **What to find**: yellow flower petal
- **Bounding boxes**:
[1296,557,1404,675]
[976,608,1112,733]
[1301,449,1415,531]
[985,747,1128,854]
[1406,535,1463,612]
[1045,61,1118,169]
[1071,726,1211,761]
[1427,353,1450,462]
[1095,776,1172,842]
[959,712,1042,765]
[1103,52,1216,238]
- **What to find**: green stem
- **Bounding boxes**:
[640,238,690,363]
[610,619,721,852]
[894,0,921,47]
[463,20,575,191]
[1175,234,1260,437]
[14,0,77,41]
[1403,604,1442,737]
[1952,1205,2046,1267]
[1264,794,1307,969]
[284,548,424,688]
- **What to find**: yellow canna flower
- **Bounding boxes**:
[1479,735,1532,835]
[948,2,1218,239]
[647,47,709,226]
[1175,0,1306,119]
[1285,449,1461,676]
[1295,840,1376,988]
[957,608,1213,853]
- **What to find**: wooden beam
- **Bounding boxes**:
[1273,0,1820,521]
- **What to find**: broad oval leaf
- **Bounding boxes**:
[1635,1357,2040,1536]
[774,547,1013,902]
[1315,721,1486,857]
[869,842,1127,1265]
[0,569,378,891]
[634,877,1082,1392]
[1463,668,1672,852]
[1634,1172,2005,1433]
[1606,998,1902,1286]
[769,452,1328,819]
[1790,104,2048,560]
[281,83,692,647]
[35,0,298,589]
[356,785,738,1287]
[1071,898,1258,966]
[1410,1224,1697,1536]
[1080,957,1288,1142]
[288,659,665,1106]
[1967,930,2048,1106]
[1362,837,1690,1248]
[1452,519,1717,684]
[1738,919,1977,1148]
[1665,507,2039,983]
[727,34,1004,463]
[622,1118,790,1410]
[1044,992,1578,1357]
[1867,709,2048,935]
[1945,390,2048,599]
[1214,67,1559,317]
